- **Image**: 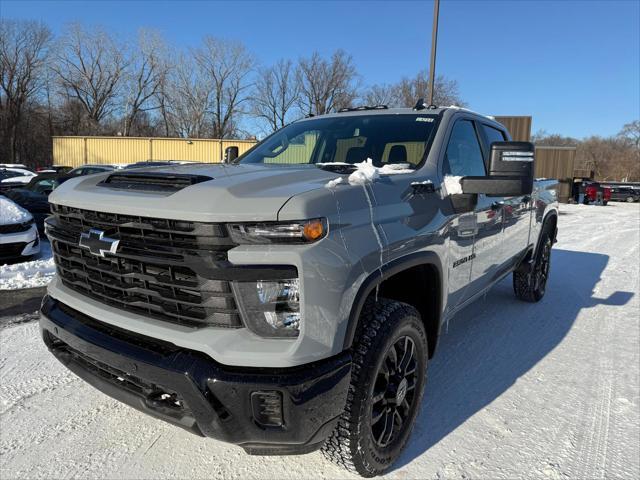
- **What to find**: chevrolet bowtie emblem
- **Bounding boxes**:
[79,228,120,257]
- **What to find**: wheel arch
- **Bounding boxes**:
[343,251,444,358]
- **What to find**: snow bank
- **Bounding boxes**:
[442,175,464,195]
[325,159,414,188]
[0,196,32,225]
[0,240,55,290]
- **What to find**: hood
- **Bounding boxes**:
[48,163,343,222]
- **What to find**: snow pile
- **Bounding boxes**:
[442,175,464,195]
[0,241,55,290]
[0,196,32,225]
[325,159,414,188]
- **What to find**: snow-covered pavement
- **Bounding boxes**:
[0,239,55,290]
[1,203,638,479]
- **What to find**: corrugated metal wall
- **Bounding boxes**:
[535,146,577,202]
[493,116,532,142]
[53,136,257,168]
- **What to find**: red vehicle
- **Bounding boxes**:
[583,182,611,205]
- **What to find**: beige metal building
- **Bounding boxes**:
[534,146,577,202]
[52,136,257,168]
[493,116,532,142]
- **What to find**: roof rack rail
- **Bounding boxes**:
[413,98,439,111]
[337,105,389,113]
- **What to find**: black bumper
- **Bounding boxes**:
[40,296,351,455]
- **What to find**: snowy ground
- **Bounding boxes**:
[0,239,55,290]
[0,203,638,479]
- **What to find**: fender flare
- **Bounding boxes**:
[342,251,443,350]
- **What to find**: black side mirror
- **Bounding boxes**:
[224,146,239,163]
[461,141,534,196]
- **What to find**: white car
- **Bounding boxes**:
[0,167,37,184]
[0,195,40,262]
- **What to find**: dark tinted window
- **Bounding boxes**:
[482,124,506,146]
[443,120,486,176]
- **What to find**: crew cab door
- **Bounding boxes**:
[444,118,503,307]
[479,123,532,267]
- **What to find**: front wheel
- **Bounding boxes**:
[322,299,427,477]
[513,228,553,302]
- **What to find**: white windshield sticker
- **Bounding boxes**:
[415,117,434,122]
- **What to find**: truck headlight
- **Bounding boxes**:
[233,279,301,338]
[228,219,326,244]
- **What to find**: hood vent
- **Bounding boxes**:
[98,172,213,192]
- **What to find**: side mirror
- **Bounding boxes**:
[461,141,534,196]
[224,146,239,163]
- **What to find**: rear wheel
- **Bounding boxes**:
[322,299,427,477]
[514,227,553,302]
[627,196,635,203]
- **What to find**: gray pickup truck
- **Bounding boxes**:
[40,105,558,477]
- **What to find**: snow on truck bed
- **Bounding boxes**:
[1,202,639,479]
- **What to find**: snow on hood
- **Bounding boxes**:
[325,159,414,188]
[0,196,33,225]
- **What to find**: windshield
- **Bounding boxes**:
[239,114,438,168]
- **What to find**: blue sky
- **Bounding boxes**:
[2,0,638,138]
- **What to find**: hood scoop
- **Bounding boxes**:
[98,172,213,193]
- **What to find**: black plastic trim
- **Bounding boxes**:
[342,251,443,349]
[40,297,351,454]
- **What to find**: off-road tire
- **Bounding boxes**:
[514,225,553,302]
[321,298,427,477]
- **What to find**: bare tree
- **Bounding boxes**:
[121,29,169,136]
[296,50,358,115]
[193,37,253,138]
[52,23,127,132]
[363,83,396,107]
[531,129,578,147]
[618,120,640,150]
[0,19,52,161]
[392,71,465,107]
[161,53,212,138]
[252,59,299,134]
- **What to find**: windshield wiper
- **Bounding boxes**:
[315,163,358,174]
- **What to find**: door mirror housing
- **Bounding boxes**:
[461,141,534,196]
[224,146,239,163]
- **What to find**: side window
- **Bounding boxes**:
[481,124,506,146]
[443,120,486,177]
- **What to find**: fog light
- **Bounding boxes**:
[233,279,301,338]
[251,390,283,427]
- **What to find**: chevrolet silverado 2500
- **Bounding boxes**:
[40,105,558,477]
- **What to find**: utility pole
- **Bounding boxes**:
[427,0,440,106]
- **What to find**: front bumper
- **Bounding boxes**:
[40,296,351,454]
[0,224,39,260]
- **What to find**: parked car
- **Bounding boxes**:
[41,105,558,476]
[0,195,40,262]
[0,163,33,172]
[36,165,73,174]
[0,167,37,187]
[2,173,67,233]
[605,185,640,203]
[123,161,176,169]
[583,182,611,205]
[66,164,120,176]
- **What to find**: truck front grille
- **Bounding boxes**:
[47,204,242,329]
